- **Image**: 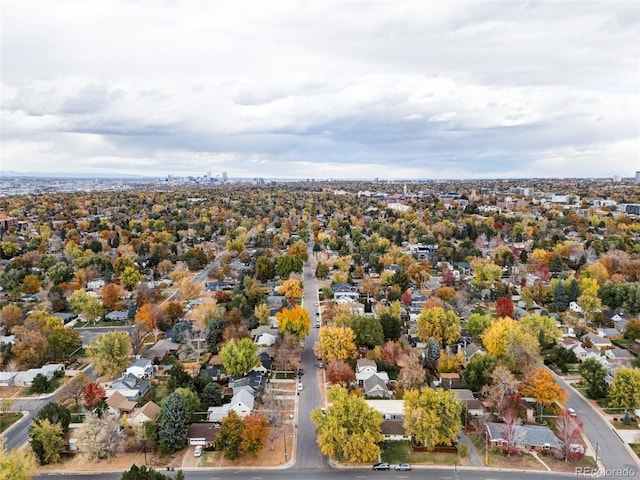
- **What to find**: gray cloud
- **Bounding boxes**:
[1,1,638,179]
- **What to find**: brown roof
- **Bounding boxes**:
[380,419,406,436]
[131,401,160,421]
[106,391,136,413]
[187,422,220,443]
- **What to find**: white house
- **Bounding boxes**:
[87,279,106,290]
[207,389,255,422]
[13,364,65,387]
[0,372,17,387]
[355,358,389,384]
[128,401,161,427]
[125,357,154,379]
[254,332,277,347]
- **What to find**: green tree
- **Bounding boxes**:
[167,363,194,392]
[276,255,303,278]
[200,381,223,407]
[403,387,463,450]
[29,419,65,465]
[378,312,401,340]
[609,367,640,412]
[68,289,104,324]
[220,338,261,376]
[255,256,275,283]
[31,373,50,393]
[121,464,175,480]
[579,358,609,400]
[315,262,329,279]
[87,331,132,378]
[465,313,493,340]
[519,313,561,348]
[217,410,244,460]
[462,354,498,393]
[47,262,72,285]
[171,387,200,414]
[311,386,383,462]
[158,392,189,452]
[416,306,460,347]
[349,316,384,348]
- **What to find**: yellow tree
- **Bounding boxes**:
[0,437,36,480]
[416,306,460,347]
[276,305,310,340]
[311,386,382,462]
[254,303,270,325]
[286,240,308,262]
[578,277,602,322]
[481,317,519,358]
[314,327,358,364]
[520,367,568,421]
[134,302,161,332]
[178,277,203,303]
[191,300,220,332]
[277,278,304,299]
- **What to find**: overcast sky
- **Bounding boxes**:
[1,1,639,180]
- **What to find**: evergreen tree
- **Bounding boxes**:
[567,278,580,303]
[158,392,189,452]
[554,281,568,312]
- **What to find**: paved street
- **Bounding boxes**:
[556,374,639,475]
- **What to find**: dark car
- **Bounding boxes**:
[298,368,304,376]
[395,463,411,471]
[373,462,390,471]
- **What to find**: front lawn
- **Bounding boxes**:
[380,441,468,466]
[0,412,23,433]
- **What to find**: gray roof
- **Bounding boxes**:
[486,422,559,449]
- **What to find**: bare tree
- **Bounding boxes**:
[129,324,146,356]
[260,390,284,451]
[397,350,426,390]
[500,407,524,457]
[76,412,126,461]
[56,372,90,407]
[556,412,585,461]
[273,334,300,373]
[481,365,517,417]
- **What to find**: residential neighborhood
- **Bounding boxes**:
[0,177,640,478]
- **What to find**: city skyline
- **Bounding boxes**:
[1,1,639,179]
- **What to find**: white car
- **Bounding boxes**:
[298,382,303,391]
[194,446,202,457]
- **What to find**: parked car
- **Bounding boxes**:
[318,361,324,368]
[373,462,390,471]
[395,463,411,471]
[297,382,303,391]
[194,446,202,457]
[568,407,577,417]
[298,368,304,376]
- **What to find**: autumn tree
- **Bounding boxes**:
[495,297,514,319]
[277,278,304,299]
[0,437,36,480]
[397,350,426,390]
[162,300,184,328]
[556,411,585,461]
[416,306,460,347]
[254,303,270,325]
[21,274,41,294]
[217,410,244,460]
[500,407,523,457]
[0,304,23,332]
[276,305,310,340]
[12,326,48,368]
[313,327,358,364]
[311,386,383,462]
[87,331,131,378]
[481,317,540,372]
[29,419,64,465]
[255,256,275,283]
[83,382,106,407]
[121,265,142,291]
[69,289,103,324]
[76,412,125,460]
[135,302,161,332]
[57,372,91,407]
[481,366,517,416]
[519,313,561,348]
[220,338,261,376]
[241,413,268,457]
[609,367,640,412]
[276,255,303,278]
[178,277,202,302]
[403,387,463,450]
[520,367,568,420]
[624,318,640,342]
[101,283,122,310]
[326,360,356,387]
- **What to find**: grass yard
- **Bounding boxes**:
[0,412,23,433]
[380,442,469,467]
[629,443,640,460]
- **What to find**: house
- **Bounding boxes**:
[207,389,255,422]
[332,283,359,301]
[109,373,151,401]
[0,371,17,387]
[485,422,559,453]
[569,301,583,314]
[558,337,588,361]
[105,310,129,322]
[461,342,484,363]
[13,364,65,387]
[582,333,612,350]
[381,420,411,441]
[187,422,220,447]
[251,352,272,375]
[605,348,635,367]
[87,279,106,290]
[228,371,268,391]
[142,338,180,361]
[366,399,405,420]
[254,332,277,347]
[410,291,428,313]
[125,357,154,379]
[597,328,621,339]
[128,401,160,427]
[107,391,136,416]
[363,375,390,398]
[199,365,224,381]
[0,334,15,346]
[453,389,486,418]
